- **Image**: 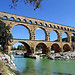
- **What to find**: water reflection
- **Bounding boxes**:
[53,72,72,75]
[13,55,75,75]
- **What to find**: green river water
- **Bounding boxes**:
[13,55,75,75]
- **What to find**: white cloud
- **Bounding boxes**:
[42,36,43,37]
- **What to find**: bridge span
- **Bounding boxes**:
[0,11,75,54]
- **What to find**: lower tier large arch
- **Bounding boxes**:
[51,43,62,53]
[63,44,71,52]
[35,43,50,54]
[11,41,33,54]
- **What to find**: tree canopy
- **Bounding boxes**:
[10,0,43,10]
[0,20,13,50]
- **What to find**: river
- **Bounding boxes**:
[13,55,75,75]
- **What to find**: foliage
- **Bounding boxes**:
[12,45,26,50]
[8,66,15,73]
[10,0,43,10]
[0,20,13,50]
[0,49,6,54]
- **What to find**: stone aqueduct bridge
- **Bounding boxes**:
[0,11,75,54]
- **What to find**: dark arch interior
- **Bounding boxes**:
[71,34,75,42]
[3,16,7,19]
[36,43,50,54]
[63,44,71,52]
[10,17,14,21]
[51,43,61,53]
[12,42,32,54]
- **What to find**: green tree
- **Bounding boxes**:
[10,0,43,10]
[0,20,13,51]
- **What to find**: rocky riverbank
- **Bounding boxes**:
[11,50,75,60]
[0,52,16,75]
[45,51,75,60]
[11,50,26,55]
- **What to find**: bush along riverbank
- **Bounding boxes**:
[0,50,16,75]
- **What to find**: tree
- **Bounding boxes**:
[0,20,13,51]
[10,0,43,10]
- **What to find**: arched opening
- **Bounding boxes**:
[49,24,52,28]
[34,21,37,24]
[10,17,14,21]
[50,30,60,42]
[44,23,47,26]
[62,32,69,42]
[53,25,56,28]
[51,43,61,53]
[67,28,69,31]
[35,43,49,54]
[64,27,66,30]
[57,26,60,29]
[11,42,32,54]
[39,23,42,26]
[71,33,75,42]
[28,20,32,24]
[16,18,21,22]
[3,16,8,20]
[11,25,30,39]
[23,19,26,23]
[61,27,63,30]
[71,33,75,51]
[35,28,46,40]
[63,44,71,52]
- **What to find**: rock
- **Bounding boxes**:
[11,55,14,60]
[14,70,21,75]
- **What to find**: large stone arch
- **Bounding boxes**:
[71,33,75,42]
[35,43,50,54]
[50,30,60,41]
[11,41,33,54]
[51,43,62,53]
[62,32,70,42]
[35,27,47,40]
[63,44,71,52]
[11,24,31,39]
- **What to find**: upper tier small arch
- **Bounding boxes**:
[3,16,8,20]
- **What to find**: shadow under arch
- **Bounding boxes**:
[11,24,31,39]
[63,44,71,52]
[50,30,60,42]
[35,27,47,40]
[51,43,62,53]
[62,32,70,42]
[11,41,33,54]
[71,33,75,42]
[36,43,50,54]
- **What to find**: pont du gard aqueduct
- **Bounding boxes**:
[0,11,75,54]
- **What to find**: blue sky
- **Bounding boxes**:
[0,0,75,47]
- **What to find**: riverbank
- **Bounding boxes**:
[11,50,75,60]
[47,51,75,60]
[0,51,16,75]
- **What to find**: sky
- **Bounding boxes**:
[0,0,75,47]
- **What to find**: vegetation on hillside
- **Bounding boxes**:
[0,20,13,52]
